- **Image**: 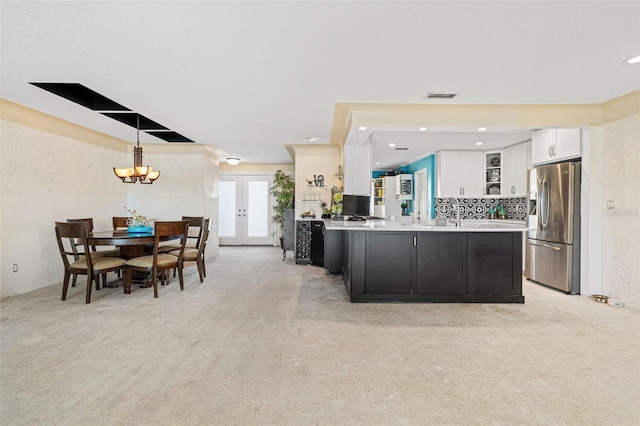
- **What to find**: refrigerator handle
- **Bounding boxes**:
[529,241,562,251]
[539,175,550,230]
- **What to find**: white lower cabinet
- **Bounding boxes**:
[436,151,483,198]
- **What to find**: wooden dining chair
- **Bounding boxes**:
[67,218,121,287]
[112,216,130,230]
[171,217,210,282]
[123,220,189,298]
[158,216,204,253]
[67,218,121,256]
[55,221,127,304]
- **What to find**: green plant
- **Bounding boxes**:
[270,170,295,235]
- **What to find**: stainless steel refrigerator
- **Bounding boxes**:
[524,161,581,294]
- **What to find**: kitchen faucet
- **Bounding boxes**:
[447,197,461,227]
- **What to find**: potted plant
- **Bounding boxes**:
[270,170,295,248]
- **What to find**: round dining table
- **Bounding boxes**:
[88,230,182,259]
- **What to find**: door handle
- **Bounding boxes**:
[530,241,562,251]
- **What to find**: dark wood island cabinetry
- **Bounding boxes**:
[324,222,525,303]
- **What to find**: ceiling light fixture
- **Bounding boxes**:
[226,157,240,166]
[477,127,487,132]
[424,92,459,99]
[622,55,640,65]
[358,126,367,131]
[113,114,160,184]
[475,141,484,146]
[388,143,396,147]
[418,127,428,131]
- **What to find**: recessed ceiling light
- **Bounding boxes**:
[305,136,316,142]
[477,127,487,132]
[418,127,428,131]
[622,55,640,65]
[358,126,367,131]
[475,142,484,146]
[375,162,381,165]
[388,143,396,147]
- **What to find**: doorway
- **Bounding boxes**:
[219,176,272,245]
[413,168,432,224]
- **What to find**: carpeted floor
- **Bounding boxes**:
[1,246,639,425]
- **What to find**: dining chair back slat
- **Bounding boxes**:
[182,216,205,248]
[172,217,210,282]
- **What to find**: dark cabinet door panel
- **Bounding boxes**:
[365,232,415,295]
[468,232,522,295]
[416,232,467,295]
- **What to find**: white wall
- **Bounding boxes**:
[293,145,341,218]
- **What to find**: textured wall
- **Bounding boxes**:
[0,121,127,298]
[601,114,640,308]
[0,121,220,299]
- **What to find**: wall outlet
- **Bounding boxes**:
[606,200,615,210]
[13,263,18,272]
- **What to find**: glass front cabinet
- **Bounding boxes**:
[484,151,502,196]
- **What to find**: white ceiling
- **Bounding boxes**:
[2,1,639,166]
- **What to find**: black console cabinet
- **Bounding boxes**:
[295,220,326,266]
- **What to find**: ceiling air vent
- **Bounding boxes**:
[395,147,409,151]
[424,92,459,99]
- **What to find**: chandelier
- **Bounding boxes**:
[113,115,160,184]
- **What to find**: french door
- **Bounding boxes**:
[219,176,272,245]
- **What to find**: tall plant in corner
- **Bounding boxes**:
[270,170,295,240]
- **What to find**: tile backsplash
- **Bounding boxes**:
[435,197,527,221]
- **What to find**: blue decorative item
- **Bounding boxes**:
[128,226,153,234]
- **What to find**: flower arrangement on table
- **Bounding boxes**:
[124,207,153,232]
[331,188,343,216]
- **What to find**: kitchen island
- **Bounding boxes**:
[323,220,530,303]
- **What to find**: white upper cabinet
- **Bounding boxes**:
[502,142,530,196]
[436,151,483,197]
[531,128,581,165]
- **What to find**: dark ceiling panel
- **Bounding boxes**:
[101,112,169,130]
[29,82,130,111]
[30,82,194,143]
[146,131,194,143]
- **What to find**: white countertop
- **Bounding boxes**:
[323,219,532,232]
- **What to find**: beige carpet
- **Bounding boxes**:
[1,246,639,425]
